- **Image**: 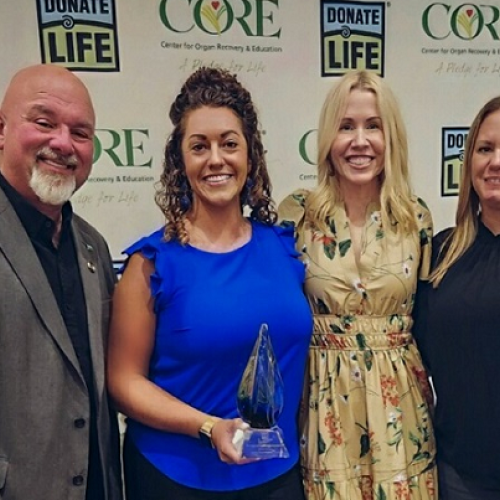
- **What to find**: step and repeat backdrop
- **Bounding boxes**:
[1,0,499,259]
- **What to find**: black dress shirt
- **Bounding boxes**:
[414,221,500,490]
[0,173,104,500]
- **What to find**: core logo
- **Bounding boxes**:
[423,3,500,41]
[201,1,228,34]
[442,127,468,196]
[36,0,120,71]
[299,129,317,166]
[93,129,153,167]
[320,0,385,77]
[159,0,281,38]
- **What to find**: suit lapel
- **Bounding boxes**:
[73,222,105,395]
[0,189,85,385]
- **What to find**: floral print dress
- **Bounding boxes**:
[279,190,437,500]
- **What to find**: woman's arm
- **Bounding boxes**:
[107,253,247,464]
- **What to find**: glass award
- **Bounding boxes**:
[232,323,289,459]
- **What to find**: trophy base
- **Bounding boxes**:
[233,426,289,460]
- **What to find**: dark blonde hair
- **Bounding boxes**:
[155,67,276,243]
[307,70,416,234]
[431,96,500,286]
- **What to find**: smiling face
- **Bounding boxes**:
[471,109,500,221]
[0,65,95,216]
[181,106,249,215]
[330,89,385,196]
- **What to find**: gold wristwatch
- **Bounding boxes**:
[198,417,217,448]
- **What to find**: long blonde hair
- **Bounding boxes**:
[431,96,500,286]
[307,70,416,234]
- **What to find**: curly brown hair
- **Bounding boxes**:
[155,67,276,244]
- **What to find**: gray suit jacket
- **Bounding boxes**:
[0,188,122,500]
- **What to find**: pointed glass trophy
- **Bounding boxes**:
[232,323,289,459]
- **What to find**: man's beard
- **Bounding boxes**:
[29,148,78,206]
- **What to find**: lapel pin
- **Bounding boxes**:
[87,262,96,273]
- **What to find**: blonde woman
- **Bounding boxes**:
[414,96,500,500]
[279,70,437,499]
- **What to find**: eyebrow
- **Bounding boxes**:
[341,116,381,121]
[186,130,242,140]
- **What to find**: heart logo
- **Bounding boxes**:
[212,1,220,9]
[466,9,473,17]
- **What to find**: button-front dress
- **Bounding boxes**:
[279,190,437,500]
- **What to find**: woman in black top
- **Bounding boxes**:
[414,96,500,500]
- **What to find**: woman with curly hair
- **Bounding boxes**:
[107,67,312,500]
[279,70,437,499]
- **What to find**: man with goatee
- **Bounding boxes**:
[0,64,122,500]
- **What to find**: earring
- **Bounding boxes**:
[241,177,254,206]
[179,178,191,212]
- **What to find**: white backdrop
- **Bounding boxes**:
[1,0,499,259]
